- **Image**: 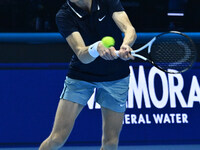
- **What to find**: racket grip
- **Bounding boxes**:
[115,51,119,57]
[115,51,132,57]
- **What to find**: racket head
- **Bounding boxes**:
[148,31,197,74]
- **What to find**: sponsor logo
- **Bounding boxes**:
[98,15,106,21]
[87,66,200,110]
[87,65,200,125]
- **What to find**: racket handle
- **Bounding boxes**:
[115,51,119,57]
[115,51,133,57]
[114,51,133,57]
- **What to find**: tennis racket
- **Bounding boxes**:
[116,31,197,74]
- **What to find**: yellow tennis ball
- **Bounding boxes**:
[101,36,115,48]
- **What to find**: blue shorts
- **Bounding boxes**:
[60,76,130,112]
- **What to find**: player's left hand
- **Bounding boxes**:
[97,42,118,60]
[118,44,135,61]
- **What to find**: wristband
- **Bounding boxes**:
[88,41,101,58]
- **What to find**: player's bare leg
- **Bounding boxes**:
[39,99,84,150]
[100,107,124,150]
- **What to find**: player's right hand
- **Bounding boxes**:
[118,44,135,61]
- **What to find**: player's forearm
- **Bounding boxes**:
[76,46,96,64]
[66,32,99,64]
[112,11,137,47]
[122,26,137,47]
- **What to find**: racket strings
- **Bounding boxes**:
[150,33,196,73]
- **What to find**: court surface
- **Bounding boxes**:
[0,145,200,150]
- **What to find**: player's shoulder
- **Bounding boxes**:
[56,4,73,23]
[56,2,73,20]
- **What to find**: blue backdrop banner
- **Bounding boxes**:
[0,62,199,146]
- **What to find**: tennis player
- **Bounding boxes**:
[39,0,136,149]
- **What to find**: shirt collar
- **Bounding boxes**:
[67,0,100,18]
